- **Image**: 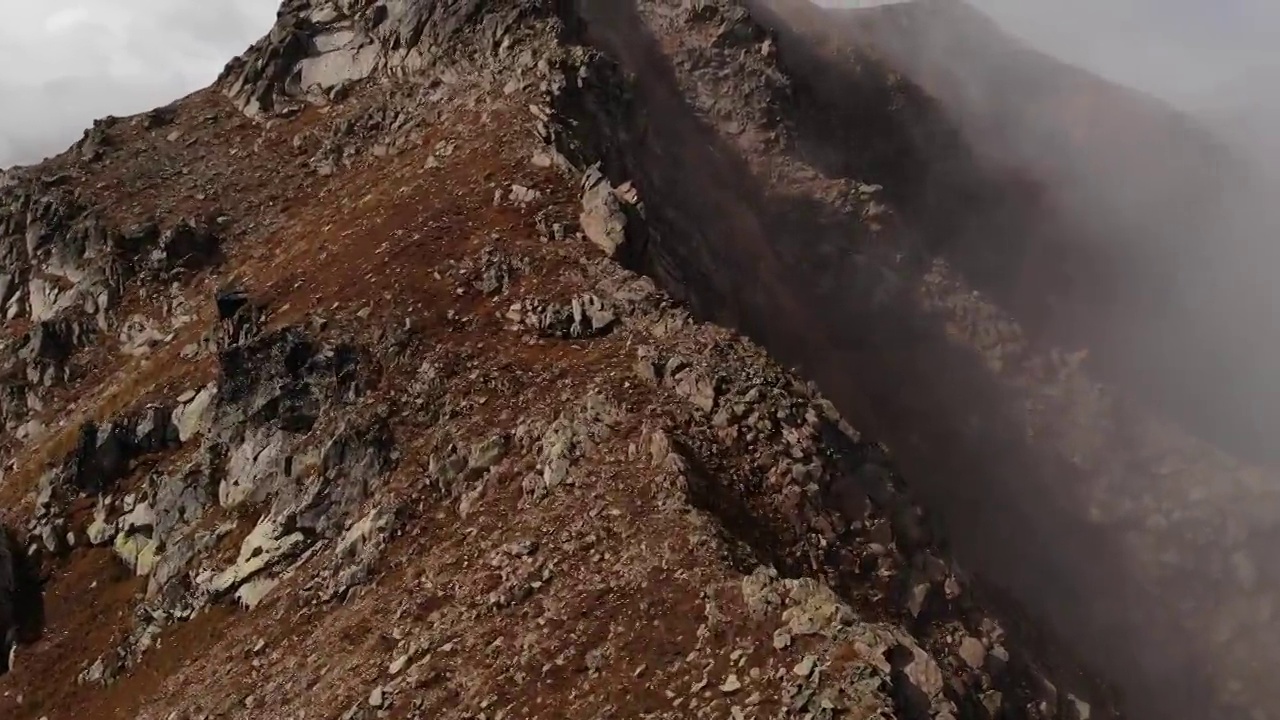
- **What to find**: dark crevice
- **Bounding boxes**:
[2,528,47,675]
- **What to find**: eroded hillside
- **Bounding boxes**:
[0,1,1273,720]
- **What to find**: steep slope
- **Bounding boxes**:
[558,2,1280,719]
[0,2,1114,720]
[3,1,1277,719]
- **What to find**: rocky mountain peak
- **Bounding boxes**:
[219,0,552,117]
[0,1,1276,719]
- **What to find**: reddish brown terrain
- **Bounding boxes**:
[0,2,1276,720]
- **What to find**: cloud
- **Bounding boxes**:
[0,0,278,168]
[6,0,1275,169]
[817,0,1280,105]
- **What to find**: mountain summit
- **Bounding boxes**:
[0,2,1275,719]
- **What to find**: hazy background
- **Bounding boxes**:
[0,0,277,167]
[2,0,1276,167]
[819,0,1280,156]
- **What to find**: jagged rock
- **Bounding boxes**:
[235,577,280,610]
[528,294,617,339]
[79,652,123,687]
[469,435,509,471]
[174,385,217,442]
[214,326,362,436]
[205,517,308,598]
[521,392,621,503]
[215,293,266,349]
[219,0,545,117]
[326,506,397,599]
[284,420,397,536]
[119,500,157,536]
[149,220,221,272]
[892,643,945,716]
[18,316,95,387]
[133,405,178,453]
[151,465,216,541]
[220,428,288,509]
[37,519,68,555]
[579,167,628,257]
[0,381,29,431]
[141,104,177,130]
[1065,695,1093,720]
[957,636,987,670]
[77,118,115,162]
[667,365,717,414]
[66,420,133,494]
[86,500,115,546]
[144,526,228,609]
[781,579,854,637]
[114,532,160,577]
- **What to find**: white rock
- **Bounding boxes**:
[792,655,817,677]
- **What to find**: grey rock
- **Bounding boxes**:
[469,435,510,471]
[670,368,717,414]
[1064,694,1092,720]
[957,636,986,670]
[219,0,531,117]
[205,517,308,597]
[530,294,617,339]
[86,499,116,545]
[175,385,217,442]
[151,465,216,540]
[220,428,288,509]
[580,167,628,257]
[895,643,943,706]
[325,506,396,599]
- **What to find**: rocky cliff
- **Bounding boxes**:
[0,1,1274,720]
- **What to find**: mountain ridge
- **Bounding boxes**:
[0,1,1275,719]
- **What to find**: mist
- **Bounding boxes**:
[819,0,1280,106]
[755,1,1280,718]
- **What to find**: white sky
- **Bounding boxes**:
[817,0,1280,104]
[0,0,278,167]
[0,0,1276,168]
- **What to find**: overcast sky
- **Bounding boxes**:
[819,0,1280,103]
[0,0,277,167]
[0,0,1276,168]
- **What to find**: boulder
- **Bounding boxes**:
[579,167,628,257]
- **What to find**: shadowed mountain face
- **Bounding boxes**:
[756,0,1280,467]
[569,1,1280,718]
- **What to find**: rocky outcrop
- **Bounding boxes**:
[0,184,125,325]
[218,0,556,117]
[0,175,224,443]
[22,293,404,687]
